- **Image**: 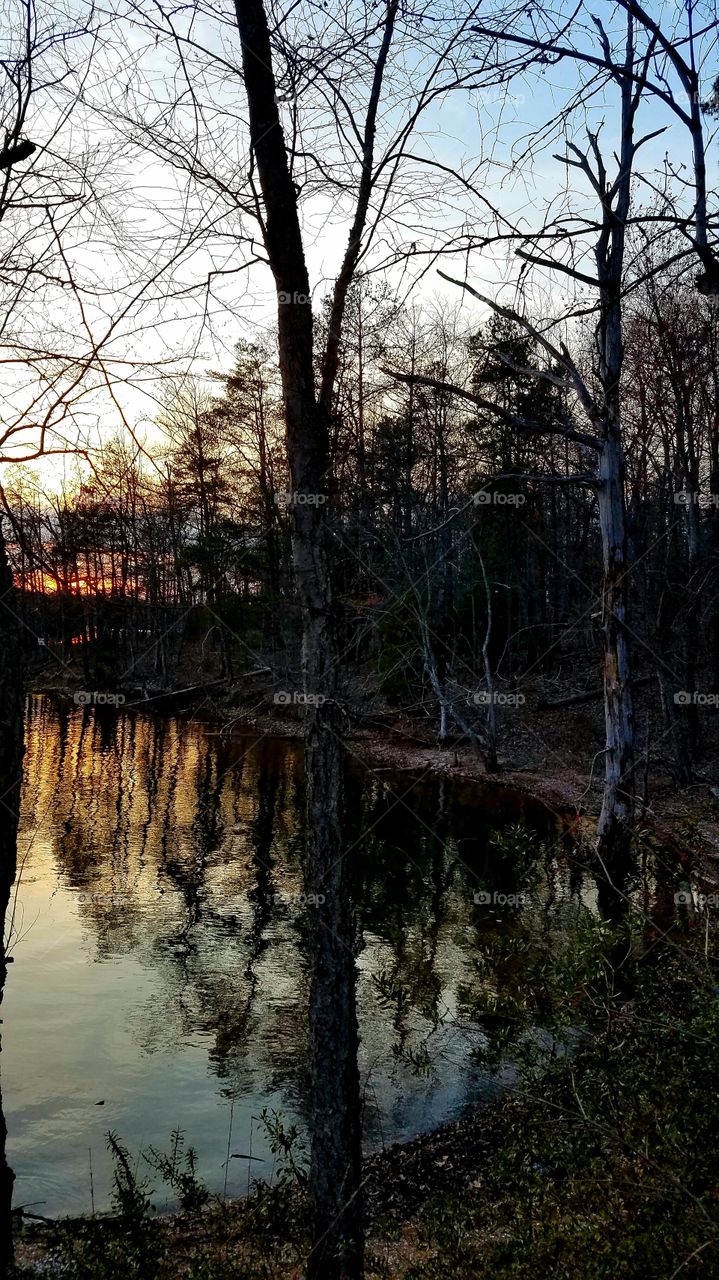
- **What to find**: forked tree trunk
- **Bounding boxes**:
[234,4,363,1275]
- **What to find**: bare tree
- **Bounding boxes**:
[0,3,113,1264]
[188,1,492,1271]
[232,2,403,1273]
[385,2,717,856]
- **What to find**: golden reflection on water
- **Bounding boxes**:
[4,695,586,1218]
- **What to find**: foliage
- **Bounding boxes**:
[144,1129,210,1217]
[403,918,719,1278]
[55,1131,163,1280]
[48,1116,309,1280]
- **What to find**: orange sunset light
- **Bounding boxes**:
[15,572,116,596]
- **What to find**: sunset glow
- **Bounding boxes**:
[15,572,118,596]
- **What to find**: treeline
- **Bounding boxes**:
[7,271,719,777]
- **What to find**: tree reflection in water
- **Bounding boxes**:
[7,694,599,1218]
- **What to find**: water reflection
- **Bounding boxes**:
[7,695,592,1217]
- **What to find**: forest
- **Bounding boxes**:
[1,0,719,1277]
[7,279,719,789]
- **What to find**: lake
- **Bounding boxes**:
[2,694,597,1217]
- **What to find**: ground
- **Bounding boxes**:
[11,670,719,1277]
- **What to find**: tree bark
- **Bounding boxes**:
[0,517,23,1274]
[233,4,363,1274]
[593,17,638,857]
[0,951,13,1278]
[596,431,635,853]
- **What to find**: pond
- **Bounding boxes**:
[3,695,598,1218]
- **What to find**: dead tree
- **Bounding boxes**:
[385,14,675,856]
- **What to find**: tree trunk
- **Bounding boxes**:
[233,3,363,1275]
[0,520,22,890]
[596,430,635,855]
[0,948,13,1279]
[595,18,637,858]
[0,517,23,1274]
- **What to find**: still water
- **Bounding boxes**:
[3,695,595,1217]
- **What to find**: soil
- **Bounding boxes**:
[10,1103,501,1275]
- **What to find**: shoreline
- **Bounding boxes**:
[11,688,719,1276]
[30,682,716,872]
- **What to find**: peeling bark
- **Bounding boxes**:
[596,433,635,852]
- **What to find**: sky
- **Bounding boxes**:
[1,0,717,491]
